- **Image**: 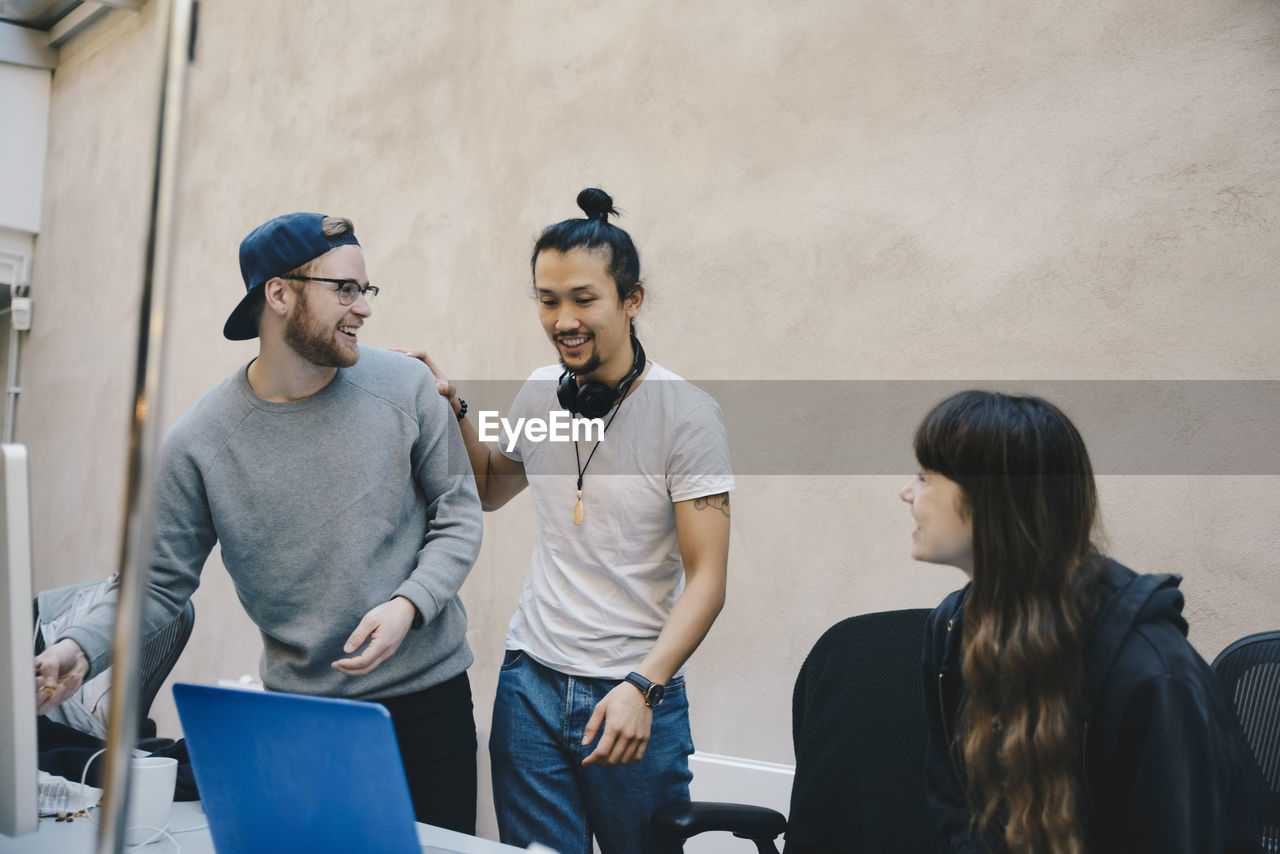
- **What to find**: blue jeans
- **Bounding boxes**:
[490,650,693,854]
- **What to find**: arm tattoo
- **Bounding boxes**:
[693,493,730,519]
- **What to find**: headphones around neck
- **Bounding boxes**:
[557,335,646,419]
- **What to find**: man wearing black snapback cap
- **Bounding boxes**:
[35,212,485,832]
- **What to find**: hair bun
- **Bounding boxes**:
[576,188,617,224]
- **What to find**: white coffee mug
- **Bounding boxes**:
[124,756,178,845]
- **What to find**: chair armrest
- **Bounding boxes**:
[651,800,787,842]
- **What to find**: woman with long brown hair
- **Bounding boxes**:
[903,390,1259,854]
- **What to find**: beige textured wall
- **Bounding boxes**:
[20,0,1280,840]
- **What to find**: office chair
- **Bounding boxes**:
[34,577,196,739]
[1211,630,1280,853]
[652,608,948,854]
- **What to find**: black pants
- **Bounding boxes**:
[379,672,478,834]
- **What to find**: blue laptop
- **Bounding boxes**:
[174,682,423,853]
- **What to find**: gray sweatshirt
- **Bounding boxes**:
[63,345,483,700]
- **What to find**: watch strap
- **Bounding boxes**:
[624,671,663,707]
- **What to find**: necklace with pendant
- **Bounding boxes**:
[572,396,628,526]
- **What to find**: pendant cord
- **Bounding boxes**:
[574,392,629,490]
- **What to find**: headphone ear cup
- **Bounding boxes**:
[575,383,618,420]
[556,336,645,420]
[557,371,580,415]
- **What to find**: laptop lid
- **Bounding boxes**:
[173,682,421,854]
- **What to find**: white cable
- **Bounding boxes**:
[121,823,179,850]
[84,815,181,853]
[170,822,208,833]
[79,747,108,808]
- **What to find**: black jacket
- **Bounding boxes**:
[922,558,1262,853]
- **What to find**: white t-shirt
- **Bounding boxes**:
[499,361,735,678]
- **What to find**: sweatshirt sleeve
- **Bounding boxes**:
[1107,671,1244,854]
[58,432,214,679]
[393,381,483,623]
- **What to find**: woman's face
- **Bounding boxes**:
[899,470,974,575]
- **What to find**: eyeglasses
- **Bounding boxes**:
[281,275,380,305]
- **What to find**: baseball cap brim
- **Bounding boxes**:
[223,286,262,341]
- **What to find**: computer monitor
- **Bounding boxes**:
[0,443,37,837]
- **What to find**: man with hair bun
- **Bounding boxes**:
[34,211,485,833]
[407,188,733,854]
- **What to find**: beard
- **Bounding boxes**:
[283,289,358,368]
[559,351,601,377]
[557,337,600,377]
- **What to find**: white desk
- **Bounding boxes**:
[0,801,522,853]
